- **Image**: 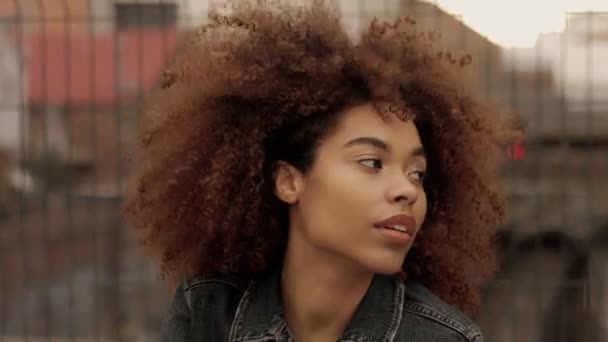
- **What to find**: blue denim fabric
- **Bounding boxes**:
[161,266,483,342]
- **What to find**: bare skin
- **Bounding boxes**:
[281,226,374,341]
[274,103,428,341]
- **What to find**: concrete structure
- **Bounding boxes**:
[503,12,608,137]
[0,25,33,192]
[400,0,505,97]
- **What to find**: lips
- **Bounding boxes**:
[373,214,416,235]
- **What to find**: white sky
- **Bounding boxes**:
[432,0,608,47]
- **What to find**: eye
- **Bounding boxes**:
[409,170,426,182]
[358,158,383,170]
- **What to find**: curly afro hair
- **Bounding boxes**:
[123,0,520,316]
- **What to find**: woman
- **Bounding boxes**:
[123,1,519,341]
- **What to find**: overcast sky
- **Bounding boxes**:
[433,0,608,47]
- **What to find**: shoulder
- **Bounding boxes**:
[182,273,250,294]
[161,273,250,341]
[398,280,483,342]
[179,273,250,310]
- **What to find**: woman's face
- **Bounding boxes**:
[276,103,428,274]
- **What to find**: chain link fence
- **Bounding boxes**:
[0,0,606,341]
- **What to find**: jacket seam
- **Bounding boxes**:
[184,277,248,292]
[229,280,276,342]
[402,303,480,341]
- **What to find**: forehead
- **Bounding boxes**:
[327,103,422,148]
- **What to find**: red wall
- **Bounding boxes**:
[26,28,178,106]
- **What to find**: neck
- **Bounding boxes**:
[280,229,374,341]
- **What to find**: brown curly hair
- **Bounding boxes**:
[123,0,520,316]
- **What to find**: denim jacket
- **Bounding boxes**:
[161,265,483,342]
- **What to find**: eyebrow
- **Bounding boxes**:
[343,136,427,160]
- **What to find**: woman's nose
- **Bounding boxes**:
[386,174,419,205]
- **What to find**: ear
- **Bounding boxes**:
[274,161,304,205]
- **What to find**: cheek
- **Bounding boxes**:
[302,173,354,221]
[318,167,379,217]
[299,167,373,234]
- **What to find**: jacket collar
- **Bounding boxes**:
[229,264,405,342]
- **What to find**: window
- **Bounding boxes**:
[115,3,177,29]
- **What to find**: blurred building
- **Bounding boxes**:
[1,1,606,341]
[400,0,506,98]
[0,0,181,196]
[555,12,608,113]
[504,12,608,138]
[499,12,608,241]
[0,25,28,192]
